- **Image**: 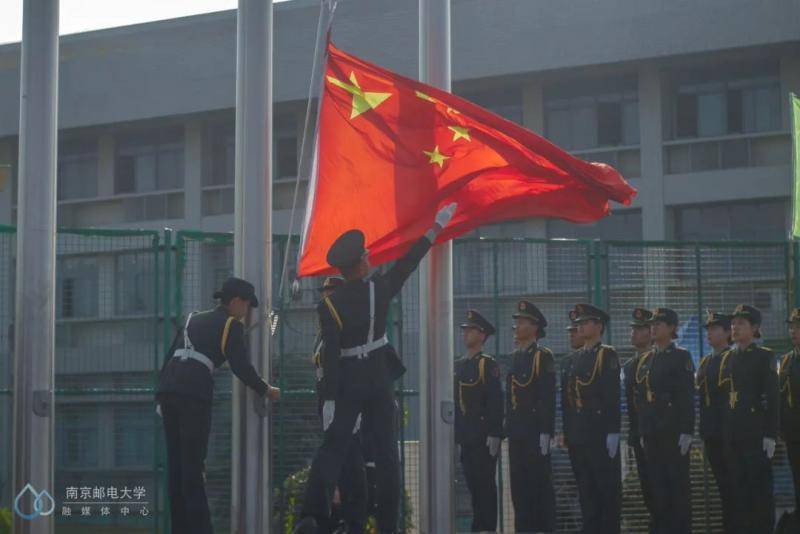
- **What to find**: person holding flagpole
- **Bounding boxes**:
[294,203,457,534]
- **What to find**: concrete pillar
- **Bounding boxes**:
[781,54,800,130]
[637,63,667,241]
[184,120,203,228]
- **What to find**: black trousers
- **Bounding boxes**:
[327,437,367,533]
[508,437,555,533]
[160,393,214,534]
[643,434,690,534]
[724,437,774,534]
[705,438,735,533]
[303,368,400,532]
[567,435,620,534]
[316,395,368,533]
[629,437,656,533]
[460,440,498,532]
[787,440,800,513]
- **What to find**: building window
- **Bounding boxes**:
[115,127,184,194]
[56,257,98,318]
[115,253,155,315]
[114,405,151,467]
[546,209,643,241]
[674,199,788,241]
[456,86,523,124]
[58,137,98,201]
[670,61,781,140]
[206,122,235,187]
[545,79,639,151]
[275,115,298,181]
[56,406,99,468]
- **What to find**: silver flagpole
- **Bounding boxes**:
[418,0,455,532]
[13,0,59,533]
[232,0,273,532]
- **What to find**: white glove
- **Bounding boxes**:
[640,437,645,449]
[434,202,457,229]
[678,434,693,456]
[253,395,269,418]
[322,400,335,431]
[353,413,362,434]
[763,437,776,459]
[539,433,551,456]
[486,436,501,457]
[606,433,620,459]
[155,403,162,418]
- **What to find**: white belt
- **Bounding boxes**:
[340,334,389,359]
[174,348,215,374]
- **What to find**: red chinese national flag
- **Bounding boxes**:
[298,41,637,277]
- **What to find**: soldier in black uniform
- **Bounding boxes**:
[454,309,502,532]
[780,308,800,513]
[622,308,655,532]
[506,300,556,533]
[312,276,367,534]
[157,277,280,534]
[561,303,621,534]
[696,311,734,532]
[719,304,777,534]
[633,308,694,534]
[295,203,457,534]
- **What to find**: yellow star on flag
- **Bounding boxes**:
[327,72,392,119]
[423,146,449,168]
[448,126,471,142]
[415,90,437,103]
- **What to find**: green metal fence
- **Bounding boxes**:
[0,229,798,533]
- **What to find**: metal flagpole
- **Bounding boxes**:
[13,0,59,532]
[232,0,273,532]
[418,1,455,532]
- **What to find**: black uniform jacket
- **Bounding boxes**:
[157,306,269,402]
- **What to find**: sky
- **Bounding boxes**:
[0,0,292,45]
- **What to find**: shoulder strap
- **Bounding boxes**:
[368,281,375,343]
[183,312,195,351]
[221,316,236,357]
[323,296,344,330]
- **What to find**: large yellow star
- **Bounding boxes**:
[423,146,449,168]
[448,126,471,142]
[327,72,392,119]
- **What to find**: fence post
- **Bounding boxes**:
[694,245,712,534]
[161,228,173,534]
[151,232,161,534]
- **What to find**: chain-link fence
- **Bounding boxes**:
[0,230,798,533]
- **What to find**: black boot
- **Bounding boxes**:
[292,516,319,534]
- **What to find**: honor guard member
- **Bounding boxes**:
[313,276,367,534]
[454,309,503,533]
[506,300,556,533]
[719,304,778,534]
[295,203,457,534]
[561,303,621,534]
[157,277,280,534]
[780,308,800,513]
[622,308,655,533]
[633,308,694,534]
[696,311,734,532]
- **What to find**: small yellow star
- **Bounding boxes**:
[448,126,471,142]
[415,91,436,103]
[327,72,392,119]
[423,146,449,168]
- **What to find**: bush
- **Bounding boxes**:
[0,508,11,534]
